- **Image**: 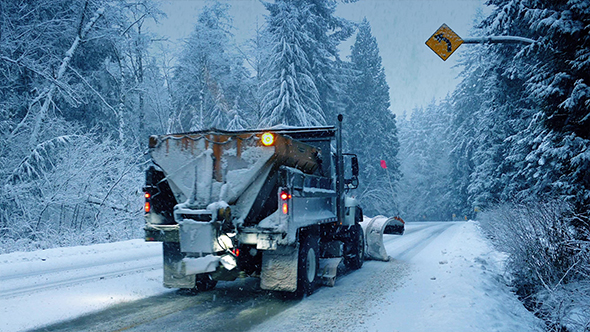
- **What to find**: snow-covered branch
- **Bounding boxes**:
[28,4,105,149]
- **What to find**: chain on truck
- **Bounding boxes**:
[143,115,392,297]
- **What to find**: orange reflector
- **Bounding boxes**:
[144,202,151,213]
[261,132,275,146]
[282,202,288,214]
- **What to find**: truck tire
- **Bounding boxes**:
[195,274,217,292]
[344,225,364,270]
[296,235,319,297]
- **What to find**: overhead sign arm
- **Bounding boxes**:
[462,36,535,44]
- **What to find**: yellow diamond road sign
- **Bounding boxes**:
[426,24,464,61]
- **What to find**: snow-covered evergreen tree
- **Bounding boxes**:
[449,38,533,213]
[397,101,453,221]
[172,1,250,131]
[455,0,590,213]
[258,0,325,127]
[258,0,354,127]
[226,100,250,130]
[297,0,355,123]
[343,18,400,217]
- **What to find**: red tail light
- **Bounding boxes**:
[280,190,290,214]
[144,192,151,213]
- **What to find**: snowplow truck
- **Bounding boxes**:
[144,115,378,296]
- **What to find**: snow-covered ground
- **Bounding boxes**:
[0,240,168,332]
[0,221,542,332]
[365,221,542,332]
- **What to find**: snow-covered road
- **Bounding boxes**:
[0,221,542,332]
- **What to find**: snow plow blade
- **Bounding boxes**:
[359,216,398,261]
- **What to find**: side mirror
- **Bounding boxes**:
[351,156,359,177]
[343,153,359,190]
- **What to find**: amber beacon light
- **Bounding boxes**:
[261,132,275,146]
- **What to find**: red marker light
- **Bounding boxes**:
[144,202,151,213]
[144,192,151,199]
[280,191,291,200]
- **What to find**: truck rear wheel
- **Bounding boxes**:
[296,235,319,297]
[344,225,364,270]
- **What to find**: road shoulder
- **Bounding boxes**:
[365,221,543,332]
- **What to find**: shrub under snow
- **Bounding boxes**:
[478,200,590,332]
[0,136,145,254]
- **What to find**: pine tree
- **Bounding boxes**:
[344,18,400,217]
[258,0,325,127]
[172,1,249,131]
[258,0,354,127]
[297,0,355,123]
[474,0,590,212]
[397,101,453,220]
[226,99,250,130]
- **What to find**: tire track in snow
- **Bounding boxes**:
[24,224,456,332]
[388,223,455,260]
[31,278,294,332]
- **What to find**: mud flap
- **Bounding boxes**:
[318,257,342,287]
[260,245,299,292]
[162,242,196,289]
[359,216,390,261]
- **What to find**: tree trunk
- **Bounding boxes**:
[136,23,145,142]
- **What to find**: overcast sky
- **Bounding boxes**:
[147,0,487,118]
